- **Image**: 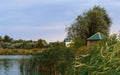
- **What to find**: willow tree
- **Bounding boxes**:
[67,6,112,45]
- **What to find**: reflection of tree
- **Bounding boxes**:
[0,58,21,75]
[2,59,10,75]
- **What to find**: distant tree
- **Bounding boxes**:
[0,36,2,48]
[14,39,24,43]
[23,41,28,49]
[0,36,2,42]
[37,39,44,48]
[0,35,48,49]
[67,6,112,44]
[49,41,64,48]
[42,40,47,45]
[3,35,13,43]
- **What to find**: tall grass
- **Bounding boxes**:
[20,47,75,75]
[75,38,120,75]
[20,35,120,75]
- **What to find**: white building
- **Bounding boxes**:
[64,38,73,47]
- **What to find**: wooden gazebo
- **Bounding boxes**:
[87,32,106,46]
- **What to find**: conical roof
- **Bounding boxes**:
[64,38,72,42]
[88,32,106,40]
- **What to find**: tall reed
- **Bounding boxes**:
[74,37,120,75]
[20,47,75,75]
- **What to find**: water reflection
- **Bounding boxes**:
[0,55,29,75]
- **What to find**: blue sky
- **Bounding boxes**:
[0,0,120,42]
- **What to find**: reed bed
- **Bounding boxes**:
[74,39,120,75]
[20,47,75,75]
[21,37,120,75]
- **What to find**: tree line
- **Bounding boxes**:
[0,35,47,49]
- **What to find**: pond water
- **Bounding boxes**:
[0,55,30,75]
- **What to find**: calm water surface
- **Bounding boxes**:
[0,55,30,75]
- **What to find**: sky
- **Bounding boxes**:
[0,0,120,42]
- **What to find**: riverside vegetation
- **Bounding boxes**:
[20,6,119,75]
[0,35,60,55]
[20,34,120,75]
[1,6,120,74]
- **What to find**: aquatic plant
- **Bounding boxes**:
[21,47,75,75]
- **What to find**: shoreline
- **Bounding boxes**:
[0,48,43,55]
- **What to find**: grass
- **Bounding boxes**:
[20,47,75,75]
[74,41,120,75]
[0,48,44,55]
[20,40,120,75]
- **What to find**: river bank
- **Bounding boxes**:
[0,48,43,55]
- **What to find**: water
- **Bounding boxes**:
[0,55,30,75]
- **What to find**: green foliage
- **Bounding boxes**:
[75,36,120,75]
[0,35,47,49]
[67,6,111,45]
[21,47,75,75]
[37,39,45,48]
[20,34,120,75]
[107,33,118,46]
[73,38,86,48]
[0,36,2,42]
[3,35,13,43]
[49,41,65,48]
